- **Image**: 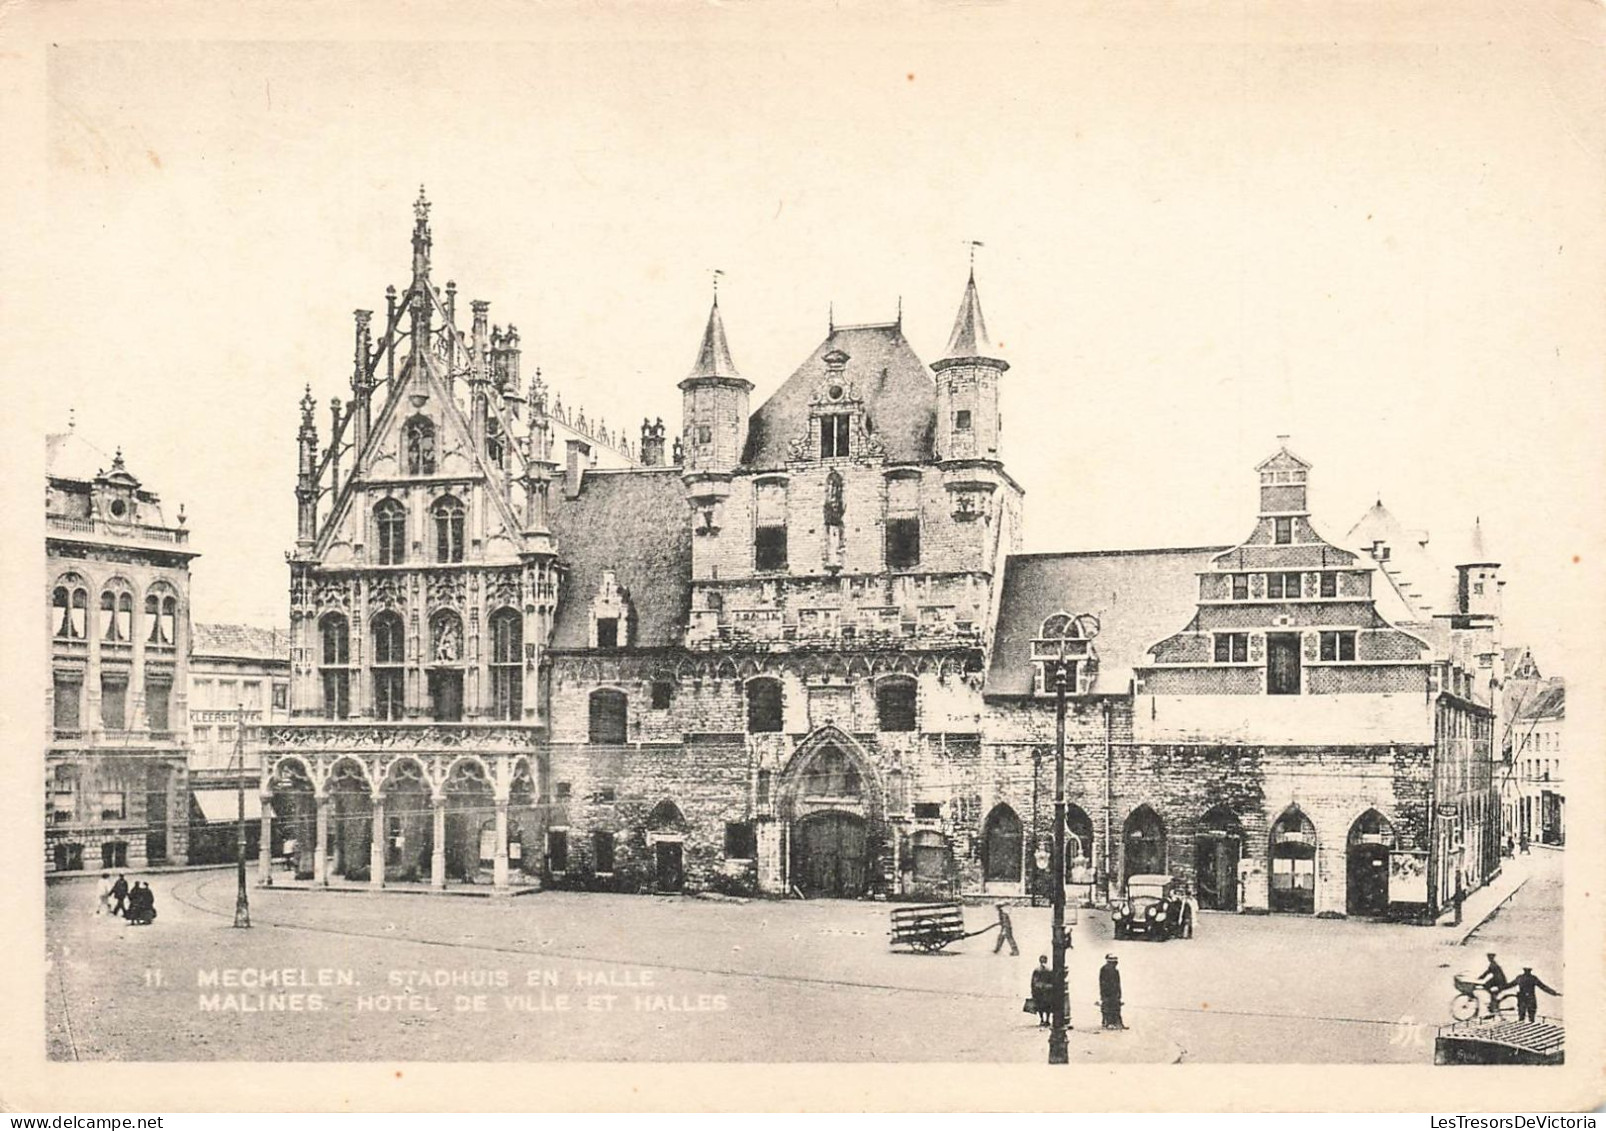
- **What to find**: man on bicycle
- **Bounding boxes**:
[1478,952,1508,1018]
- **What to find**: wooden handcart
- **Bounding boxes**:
[888,902,993,954]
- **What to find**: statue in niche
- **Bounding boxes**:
[433,618,462,663]
[824,469,846,570]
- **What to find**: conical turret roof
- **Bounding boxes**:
[686,297,742,382]
[943,270,994,359]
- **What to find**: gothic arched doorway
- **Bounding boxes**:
[1269,807,1317,914]
[1122,804,1167,883]
[1194,805,1244,911]
[1346,809,1393,918]
[794,810,869,897]
[982,803,1023,884]
[647,799,687,892]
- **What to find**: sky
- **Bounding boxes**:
[9,0,1605,676]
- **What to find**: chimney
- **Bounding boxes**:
[640,417,667,467]
[565,439,591,499]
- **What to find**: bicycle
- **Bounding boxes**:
[1450,975,1519,1022]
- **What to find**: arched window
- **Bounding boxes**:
[143,587,177,647]
[375,499,407,565]
[489,608,523,721]
[983,803,1023,882]
[746,677,783,733]
[371,612,405,720]
[319,614,351,720]
[404,416,436,475]
[100,586,133,643]
[53,581,87,640]
[433,496,465,563]
[159,596,177,646]
[588,689,628,744]
[876,676,917,732]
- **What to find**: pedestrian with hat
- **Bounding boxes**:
[1099,953,1126,1030]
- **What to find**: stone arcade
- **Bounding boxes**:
[265,194,1499,919]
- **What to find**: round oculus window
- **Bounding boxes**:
[828,384,844,400]
[109,499,127,518]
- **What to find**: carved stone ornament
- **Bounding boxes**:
[370,576,405,611]
[485,569,521,607]
[312,578,352,611]
[426,571,466,609]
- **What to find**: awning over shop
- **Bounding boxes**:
[193,788,261,822]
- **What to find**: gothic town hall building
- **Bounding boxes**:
[264,195,1498,922]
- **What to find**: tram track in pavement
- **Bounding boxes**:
[168,871,1407,1034]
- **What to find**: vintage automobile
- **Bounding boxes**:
[1111,873,1177,940]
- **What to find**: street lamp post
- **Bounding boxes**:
[233,702,251,929]
[1049,651,1070,1064]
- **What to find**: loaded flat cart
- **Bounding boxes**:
[1434,1018,1565,1066]
[888,902,991,954]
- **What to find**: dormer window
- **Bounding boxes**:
[589,570,633,650]
[1274,517,1293,544]
[820,414,851,458]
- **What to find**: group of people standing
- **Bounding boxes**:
[1027,953,1127,1030]
[996,902,1128,1034]
[94,873,158,925]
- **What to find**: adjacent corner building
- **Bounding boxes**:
[47,424,197,871]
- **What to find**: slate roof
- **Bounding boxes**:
[944,273,993,357]
[1345,500,1450,618]
[192,623,290,661]
[1517,680,1565,721]
[984,546,1230,698]
[685,298,743,383]
[47,428,115,482]
[548,468,693,649]
[742,324,936,469]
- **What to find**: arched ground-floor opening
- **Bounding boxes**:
[1195,805,1244,911]
[792,810,870,898]
[1346,809,1393,918]
[270,761,318,879]
[443,761,496,884]
[982,803,1023,889]
[647,799,688,892]
[1269,807,1317,915]
[327,762,374,881]
[380,762,434,883]
[1121,804,1166,885]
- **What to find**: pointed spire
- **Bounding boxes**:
[411,184,432,285]
[943,270,994,358]
[1464,516,1497,564]
[686,296,741,381]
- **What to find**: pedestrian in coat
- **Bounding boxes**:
[110,874,129,917]
[95,872,112,916]
[1029,956,1054,1027]
[1510,967,1559,1023]
[1099,954,1126,1030]
[993,903,1019,956]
